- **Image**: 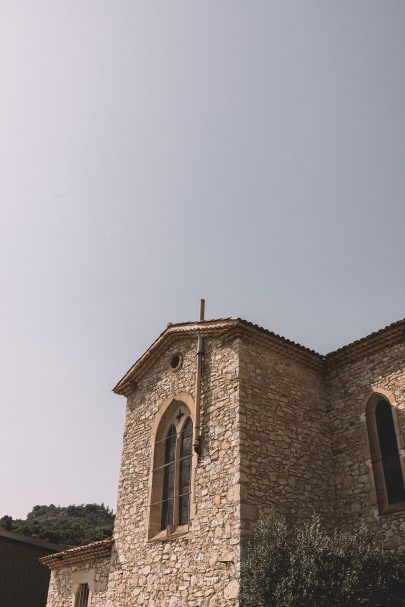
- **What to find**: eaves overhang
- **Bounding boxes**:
[113,318,324,396]
[113,316,405,397]
[325,317,405,370]
[39,538,113,570]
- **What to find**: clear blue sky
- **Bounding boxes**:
[1,1,404,518]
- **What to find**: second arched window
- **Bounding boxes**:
[367,395,405,513]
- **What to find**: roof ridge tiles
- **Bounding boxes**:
[326,317,405,357]
[40,537,113,569]
[113,316,405,394]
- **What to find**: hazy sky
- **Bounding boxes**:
[1,2,404,519]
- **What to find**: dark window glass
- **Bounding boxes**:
[375,399,405,504]
[161,425,176,530]
[179,417,193,525]
[75,584,89,607]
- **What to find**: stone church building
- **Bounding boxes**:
[41,312,405,606]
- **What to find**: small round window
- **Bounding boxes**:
[170,353,182,371]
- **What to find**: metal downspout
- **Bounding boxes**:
[193,299,205,456]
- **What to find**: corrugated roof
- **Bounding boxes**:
[0,529,64,552]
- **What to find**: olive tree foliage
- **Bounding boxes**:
[240,516,405,607]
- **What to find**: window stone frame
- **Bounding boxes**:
[147,392,198,542]
[363,387,405,515]
[71,569,95,607]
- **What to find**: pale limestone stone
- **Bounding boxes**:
[44,322,405,607]
[224,580,239,600]
[226,485,239,503]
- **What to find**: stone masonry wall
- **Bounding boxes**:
[326,341,405,546]
[45,557,110,607]
[238,337,335,540]
[106,335,241,607]
[45,325,405,607]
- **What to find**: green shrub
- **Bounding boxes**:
[241,515,405,607]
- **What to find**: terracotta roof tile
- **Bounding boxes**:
[113,318,325,394]
[113,316,405,394]
[39,537,113,570]
[326,317,405,368]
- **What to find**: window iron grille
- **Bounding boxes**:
[75,583,89,607]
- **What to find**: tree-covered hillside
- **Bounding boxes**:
[0,503,114,548]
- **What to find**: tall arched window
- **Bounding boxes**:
[366,393,405,513]
[149,400,194,539]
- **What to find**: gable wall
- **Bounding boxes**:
[108,335,241,607]
[45,558,110,607]
[326,341,405,546]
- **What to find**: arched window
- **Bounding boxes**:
[74,583,90,607]
[366,394,405,513]
[149,400,194,539]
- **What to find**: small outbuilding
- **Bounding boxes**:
[0,529,63,607]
